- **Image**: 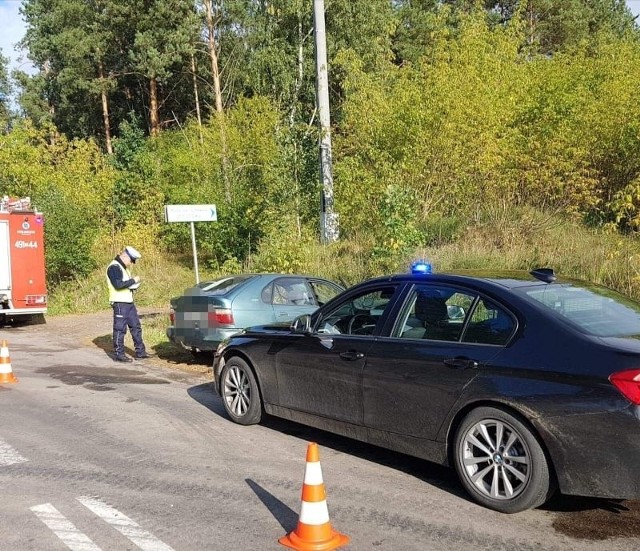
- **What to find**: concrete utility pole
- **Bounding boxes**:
[313,0,339,243]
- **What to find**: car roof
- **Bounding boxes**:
[197,273,327,284]
[191,273,340,295]
[359,269,564,292]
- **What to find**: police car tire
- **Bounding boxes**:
[221,357,262,425]
[453,406,553,514]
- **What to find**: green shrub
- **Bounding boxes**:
[40,187,97,284]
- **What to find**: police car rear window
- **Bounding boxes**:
[519,284,640,337]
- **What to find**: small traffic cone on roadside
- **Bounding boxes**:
[279,442,349,551]
[0,340,17,384]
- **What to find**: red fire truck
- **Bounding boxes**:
[0,196,47,324]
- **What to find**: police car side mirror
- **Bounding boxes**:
[291,314,312,334]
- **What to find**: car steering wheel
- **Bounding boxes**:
[347,314,377,335]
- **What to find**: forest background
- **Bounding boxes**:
[2,0,640,320]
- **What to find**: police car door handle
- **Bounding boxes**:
[444,357,478,370]
[340,350,364,361]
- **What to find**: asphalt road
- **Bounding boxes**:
[0,320,639,550]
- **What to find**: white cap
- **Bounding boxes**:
[124,246,141,263]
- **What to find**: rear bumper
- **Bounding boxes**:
[536,405,640,499]
[166,326,239,352]
[0,307,47,316]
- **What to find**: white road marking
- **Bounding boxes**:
[0,438,28,466]
[77,496,175,551]
[31,503,102,551]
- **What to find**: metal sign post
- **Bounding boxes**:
[189,221,199,283]
[164,204,217,284]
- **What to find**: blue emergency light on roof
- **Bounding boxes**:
[411,260,432,274]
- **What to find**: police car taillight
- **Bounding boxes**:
[169,306,175,324]
[610,369,640,405]
[208,309,234,326]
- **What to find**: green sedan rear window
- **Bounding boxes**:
[197,275,253,295]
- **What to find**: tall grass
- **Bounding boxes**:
[49,209,640,317]
[423,214,640,297]
[48,250,217,315]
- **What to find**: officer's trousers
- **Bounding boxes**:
[111,302,146,357]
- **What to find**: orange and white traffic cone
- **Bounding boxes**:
[0,340,17,384]
[279,442,349,551]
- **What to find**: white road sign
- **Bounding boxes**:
[164,204,217,223]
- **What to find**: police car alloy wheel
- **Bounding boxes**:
[221,357,262,425]
[454,406,553,514]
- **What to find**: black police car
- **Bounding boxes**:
[213,264,640,513]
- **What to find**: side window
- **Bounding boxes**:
[269,278,313,306]
[288,281,314,305]
[462,299,515,345]
[317,286,397,336]
[261,282,274,304]
[396,285,475,342]
[308,280,342,306]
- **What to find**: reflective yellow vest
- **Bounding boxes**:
[106,260,134,303]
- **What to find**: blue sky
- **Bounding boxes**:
[1,0,640,76]
[0,0,34,75]
[627,1,640,21]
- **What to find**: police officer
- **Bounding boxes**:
[106,246,152,362]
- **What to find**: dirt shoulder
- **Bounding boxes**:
[43,308,213,378]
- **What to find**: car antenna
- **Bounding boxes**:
[530,268,556,283]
